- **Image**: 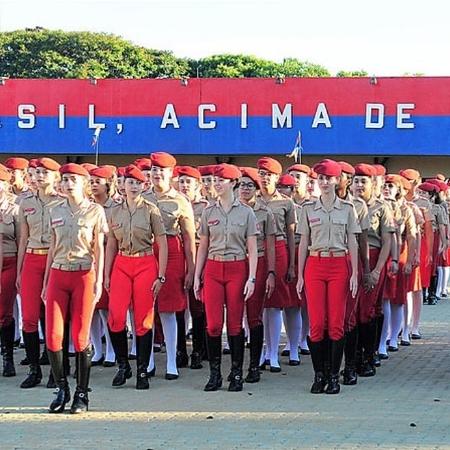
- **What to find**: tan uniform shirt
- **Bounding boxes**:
[257,191,296,240]
[199,199,259,259]
[192,196,210,245]
[19,192,63,249]
[398,199,418,238]
[366,197,395,249]
[298,197,361,252]
[346,193,370,231]
[431,204,447,230]
[0,197,20,256]
[411,195,433,225]
[143,188,194,237]
[108,196,166,255]
[12,187,33,205]
[49,199,108,269]
[251,198,276,255]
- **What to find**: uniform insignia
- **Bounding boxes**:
[208,219,220,226]
[24,207,36,214]
[309,217,322,224]
[51,218,64,227]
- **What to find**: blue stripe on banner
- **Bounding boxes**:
[0,116,449,155]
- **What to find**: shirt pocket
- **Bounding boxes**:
[78,223,94,245]
[331,218,347,243]
[111,222,124,241]
[230,220,246,239]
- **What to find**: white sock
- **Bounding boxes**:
[281,311,290,352]
[402,293,413,342]
[260,310,270,364]
[128,310,136,356]
[99,310,115,362]
[411,291,422,335]
[437,267,444,297]
[13,296,21,342]
[90,311,104,361]
[284,308,301,361]
[160,312,178,376]
[390,304,404,349]
[266,308,282,368]
[378,300,391,355]
[299,307,309,350]
[147,330,155,372]
[442,267,450,295]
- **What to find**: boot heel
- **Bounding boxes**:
[49,385,71,414]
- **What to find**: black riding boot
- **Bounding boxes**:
[326,338,345,394]
[190,313,206,369]
[307,336,327,394]
[1,319,16,377]
[48,350,70,413]
[38,314,49,365]
[342,327,358,385]
[176,311,189,368]
[136,329,152,390]
[70,346,92,414]
[374,314,384,367]
[21,331,42,388]
[323,334,331,384]
[109,329,132,387]
[428,276,438,305]
[245,325,263,383]
[228,331,245,392]
[359,321,376,377]
[204,335,223,391]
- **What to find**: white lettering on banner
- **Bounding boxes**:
[160,104,180,128]
[272,104,292,128]
[312,103,332,128]
[58,104,65,129]
[198,104,216,129]
[241,103,248,129]
[397,103,415,129]
[88,104,106,129]
[18,104,36,129]
[365,103,385,129]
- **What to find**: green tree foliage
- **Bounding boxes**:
[336,70,369,77]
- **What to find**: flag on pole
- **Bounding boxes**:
[92,127,101,147]
[286,131,302,163]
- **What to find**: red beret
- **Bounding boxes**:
[373,164,386,176]
[428,179,448,192]
[214,163,241,180]
[287,164,310,174]
[309,169,317,180]
[418,182,438,193]
[338,161,355,175]
[354,163,376,177]
[124,164,146,183]
[257,157,282,175]
[198,165,216,176]
[172,166,180,178]
[89,165,115,179]
[0,165,12,182]
[177,166,201,181]
[29,159,39,169]
[80,163,98,172]
[435,173,446,181]
[278,174,296,187]
[59,163,89,177]
[239,167,260,187]
[313,159,342,177]
[5,157,28,170]
[384,174,403,186]
[36,158,61,172]
[117,166,126,177]
[150,152,176,168]
[134,158,152,171]
[399,169,420,181]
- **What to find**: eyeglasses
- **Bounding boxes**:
[239,182,256,189]
[277,185,292,189]
[384,183,396,189]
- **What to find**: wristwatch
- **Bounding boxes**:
[248,277,257,283]
[267,270,276,277]
[158,276,166,283]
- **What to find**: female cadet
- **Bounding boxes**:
[105,165,167,389]
[194,164,258,392]
[177,165,209,369]
[296,159,360,395]
[352,164,394,376]
[16,158,62,389]
[239,167,276,382]
[0,165,19,377]
[198,165,218,203]
[276,174,303,366]
[144,152,195,380]
[256,157,296,372]
[42,163,108,414]
[89,165,119,367]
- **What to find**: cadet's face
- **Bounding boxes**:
[150,165,172,190]
[35,167,57,189]
[289,170,308,193]
[338,173,352,191]
[27,168,38,189]
[117,176,126,195]
[178,176,198,199]
[317,174,338,194]
[61,174,86,197]
[277,185,293,197]
[257,170,278,191]
[307,178,318,196]
[353,176,373,199]
[124,178,144,198]
[9,169,26,187]
[214,177,234,196]
[383,182,399,200]
[89,176,108,196]
[239,176,257,201]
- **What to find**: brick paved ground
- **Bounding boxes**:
[1,300,449,449]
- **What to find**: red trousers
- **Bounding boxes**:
[20,253,46,333]
[203,259,247,337]
[288,244,303,308]
[420,235,432,288]
[46,268,95,352]
[344,258,362,332]
[264,241,292,309]
[246,256,266,329]
[305,255,349,342]
[431,230,440,275]
[108,254,157,336]
[391,241,410,306]
[155,236,187,313]
[358,248,385,324]
[0,257,17,328]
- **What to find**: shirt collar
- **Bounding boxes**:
[313,196,342,211]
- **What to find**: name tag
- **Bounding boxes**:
[111,223,122,230]
[51,218,64,227]
[208,219,220,226]
[24,207,36,215]
[309,217,322,225]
